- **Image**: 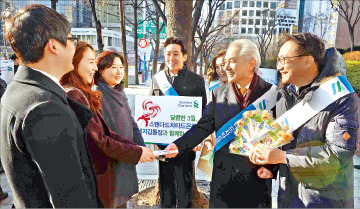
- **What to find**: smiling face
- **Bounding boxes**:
[77,47,97,84]
[224,46,255,86]
[165,44,187,73]
[102,57,124,88]
[277,41,310,87]
[215,56,227,82]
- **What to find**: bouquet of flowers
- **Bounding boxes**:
[229,110,293,156]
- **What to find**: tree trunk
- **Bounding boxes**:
[152,14,161,76]
[165,1,204,205]
[89,0,104,52]
[349,24,355,52]
[165,0,193,71]
[120,0,129,87]
[133,0,139,84]
[51,0,57,10]
[199,49,203,76]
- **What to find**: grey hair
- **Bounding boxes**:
[228,39,261,73]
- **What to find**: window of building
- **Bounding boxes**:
[250,1,255,7]
[256,1,262,7]
[270,10,276,17]
[329,40,335,45]
[241,27,247,34]
[263,19,267,25]
[227,2,233,9]
[249,19,254,25]
[242,19,247,24]
[256,10,261,16]
[249,10,254,16]
[234,1,240,8]
[329,31,336,36]
[233,27,239,34]
[270,2,276,9]
[255,28,260,34]
[242,10,248,16]
[109,37,113,46]
[248,28,253,34]
[263,2,269,8]
[243,1,248,7]
[255,19,260,25]
[219,2,225,10]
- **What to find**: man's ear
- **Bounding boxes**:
[46,39,60,55]
[248,58,256,71]
[183,54,188,62]
[305,56,315,70]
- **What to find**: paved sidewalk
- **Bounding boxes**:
[2,156,360,208]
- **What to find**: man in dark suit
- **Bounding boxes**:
[0,4,102,207]
[149,37,207,208]
[165,39,276,208]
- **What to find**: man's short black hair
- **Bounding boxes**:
[9,54,17,60]
[4,4,70,64]
[279,33,326,68]
[163,37,187,55]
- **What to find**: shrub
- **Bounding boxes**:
[261,57,277,69]
[343,51,360,61]
[346,60,360,95]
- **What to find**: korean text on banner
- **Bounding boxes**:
[135,95,202,145]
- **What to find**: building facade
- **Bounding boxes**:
[298,0,338,47]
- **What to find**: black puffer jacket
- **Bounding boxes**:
[276,48,360,208]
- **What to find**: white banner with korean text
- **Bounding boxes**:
[135,95,202,145]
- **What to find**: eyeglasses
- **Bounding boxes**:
[67,37,79,47]
[277,54,308,66]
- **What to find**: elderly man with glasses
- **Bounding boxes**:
[249,33,359,208]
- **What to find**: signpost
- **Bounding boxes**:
[138,38,148,48]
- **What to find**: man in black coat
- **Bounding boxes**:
[0,4,102,207]
[165,39,276,208]
[149,37,207,208]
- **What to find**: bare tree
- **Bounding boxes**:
[124,0,151,84]
[119,0,129,87]
[255,9,286,63]
[51,0,58,10]
[330,0,360,51]
[89,0,104,52]
[146,0,166,76]
[191,0,227,72]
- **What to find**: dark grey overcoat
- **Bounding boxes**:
[0,66,102,207]
[174,75,274,208]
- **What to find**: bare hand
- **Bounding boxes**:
[139,146,156,163]
[165,143,179,158]
[193,142,204,152]
[204,141,214,152]
[257,166,274,179]
[249,144,286,165]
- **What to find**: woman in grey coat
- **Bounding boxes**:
[95,51,145,208]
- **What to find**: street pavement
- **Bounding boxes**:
[1,77,360,208]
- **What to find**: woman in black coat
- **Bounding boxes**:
[94,51,146,208]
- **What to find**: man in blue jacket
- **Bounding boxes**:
[250,33,359,208]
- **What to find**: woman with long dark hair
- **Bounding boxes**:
[60,42,155,208]
[94,51,145,207]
